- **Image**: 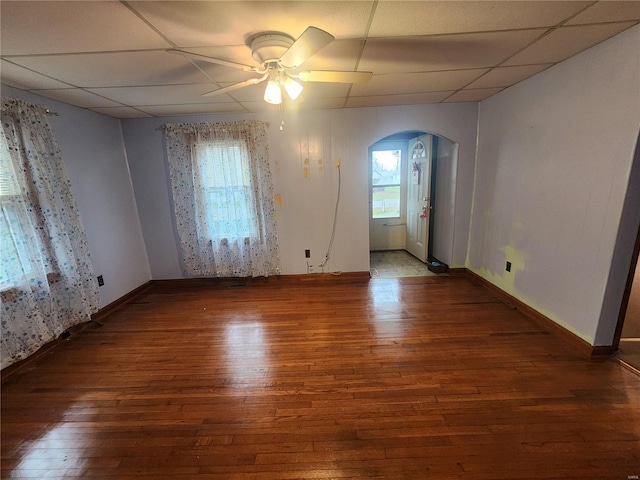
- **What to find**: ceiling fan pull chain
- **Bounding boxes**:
[279,103,285,131]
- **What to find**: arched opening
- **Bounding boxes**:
[368,130,458,277]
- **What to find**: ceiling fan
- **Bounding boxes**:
[167,26,373,105]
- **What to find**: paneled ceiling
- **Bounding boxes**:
[1,1,638,119]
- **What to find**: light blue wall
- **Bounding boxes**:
[469,25,640,345]
[120,103,479,278]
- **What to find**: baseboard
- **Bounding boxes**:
[91,281,153,324]
[2,281,153,382]
[448,268,467,276]
[464,269,608,357]
[276,271,371,283]
[152,271,372,289]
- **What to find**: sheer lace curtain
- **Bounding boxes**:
[1,97,98,369]
[164,120,280,277]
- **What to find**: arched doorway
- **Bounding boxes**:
[368,130,458,277]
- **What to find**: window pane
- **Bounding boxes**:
[372,186,400,219]
[0,202,36,287]
[371,149,401,186]
[371,149,402,219]
[1,132,21,196]
[196,140,257,240]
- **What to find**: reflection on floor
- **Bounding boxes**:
[370,250,439,278]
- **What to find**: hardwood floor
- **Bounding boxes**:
[2,275,640,479]
[369,250,436,278]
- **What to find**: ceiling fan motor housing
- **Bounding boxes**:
[250,33,295,65]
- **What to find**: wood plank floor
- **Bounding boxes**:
[2,275,640,479]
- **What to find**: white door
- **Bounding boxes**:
[405,136,431,262]
[369,142,407,251]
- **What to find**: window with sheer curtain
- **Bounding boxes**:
[164,120,280,278]
[1,97,99,369]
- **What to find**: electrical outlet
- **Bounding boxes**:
[97,275,104,286]
[305,249,310,258]
[505,261,512,272]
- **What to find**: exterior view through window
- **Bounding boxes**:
[195,140,256,241]
[1,132,36,288]
[371,149,402,218]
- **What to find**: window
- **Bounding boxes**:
[371,149,402,219]
[1,96,98,369]
[164,120,280,278]
[0,132,39,288]
[194,140,256,241]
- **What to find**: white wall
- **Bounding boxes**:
[432,136,458,266]
[121,102,478,278]
[468,25,640,345]
[1,85,151,307]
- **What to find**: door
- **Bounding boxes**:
[369,142,407,250]
[405,136,431,262]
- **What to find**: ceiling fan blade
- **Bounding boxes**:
[298,70,373,84]
[202,77,265,97]
[167,49,259,72]
[279,27,334,68]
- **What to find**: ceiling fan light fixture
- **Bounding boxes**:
[264,79,282,105]
[283,77,303,100]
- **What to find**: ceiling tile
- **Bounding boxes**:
[1,60,74,90]
[0,1,170,55]
[9,51,236,88]
[128,1,373,47]
[566,1,640,25]
[291,97,348,111]
[466,64,553,89]
[444,88,503,102]
[504,22,637,65]
[359,29,546,74]
[351,69,488,96]
[291,39,364,72]
[2,1,636,119]
[138,103,248,117]
[236,101,281,113]
[369,1,591,37]
[346,92,453,108]
[28,89,124,108]
[86,84,239,106]
[89,107,154,119]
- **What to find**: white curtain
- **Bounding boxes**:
[164,120,280,277]
[1,97,99,369]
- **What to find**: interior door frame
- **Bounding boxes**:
[612,220,640,349]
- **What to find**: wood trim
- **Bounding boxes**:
[464,269,607,357]
[612,220,640,349]
[91,281,153,324]
[151,271,372,289]
[447,268,467,276]
[617,357,640,377]
[275,271,371,283]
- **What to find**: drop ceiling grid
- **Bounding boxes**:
[0,1,638,118]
